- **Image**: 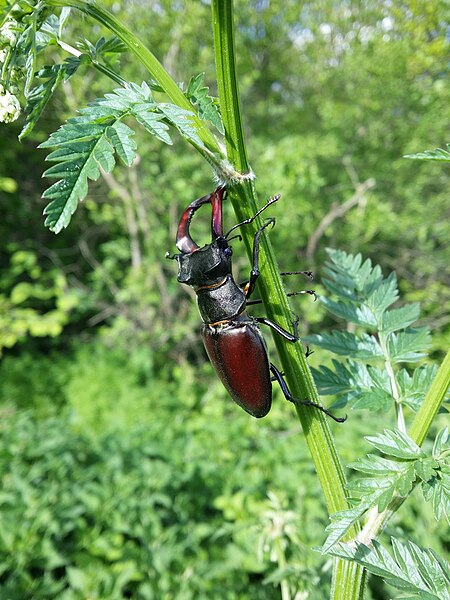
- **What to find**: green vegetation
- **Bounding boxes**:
[0,1,449,598]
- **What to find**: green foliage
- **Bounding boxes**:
[38,78,216,232]
[0,393,334,599]
[322,428,450,551]
[328,538,450,600]
[0,248,79,352]
[0,351,68,416]
[64,342,162,433]
[306,249,449,592]
[305,249,436,415]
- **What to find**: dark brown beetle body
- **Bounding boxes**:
[202,316,272,418]
[168,187,345,422]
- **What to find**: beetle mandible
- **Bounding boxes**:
[167,186,345,422]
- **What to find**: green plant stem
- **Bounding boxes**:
[380,335,405,433]
[274,538,291,600]
[45,0,222,159]
[409,349,450,446]
[211,1,364,598]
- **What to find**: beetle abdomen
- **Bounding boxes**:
[201,318,272,418]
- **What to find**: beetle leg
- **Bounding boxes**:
[305,345,314,358]
[254,317,298,343]
[270,369,285,382]
[270,364,346,423]
[254,314,313,359]
[281,271,316,300]
[245,218,276,299]
[280,270,314,280]
[287,290,318,301]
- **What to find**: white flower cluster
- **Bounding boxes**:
[0,84,20,123]
[0,17,21,122]
[0,19,18,48]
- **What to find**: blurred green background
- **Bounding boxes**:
[0,1,448,597]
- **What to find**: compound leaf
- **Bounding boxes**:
[365,429,424,460]
[186,72,224,134]
[39,82,205,231]
[42,131,116,233]
[304,331,383,360]
[328,539,450,599]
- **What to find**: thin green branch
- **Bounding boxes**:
[57,39,127,86]
[211,1,363,598]
[380,335,406,433]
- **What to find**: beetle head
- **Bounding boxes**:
[175,187,233,287]
[176,236,233,287]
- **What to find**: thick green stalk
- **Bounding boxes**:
[409,349,450,446]
[211,1,364,598]
[45,0,221,158]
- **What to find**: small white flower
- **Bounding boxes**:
[0,86,21,122]
[0,48,7,63]
[0,19,17,48]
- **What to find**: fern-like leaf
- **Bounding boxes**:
[312,250,433,414]
[328,539,450,599]
[20,61,79,140]
[186,72,224,134]
[39,81,209,232]
[323,429,449,550]
[305,331,383,360]
[311,360,392,412]
[41,124,120,233]
[404,145,450,162]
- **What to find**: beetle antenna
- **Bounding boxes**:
[224,194,281,239]
[280,270,314,280]
[226,234,243,243]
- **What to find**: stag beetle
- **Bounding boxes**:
[167,186,345,422]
